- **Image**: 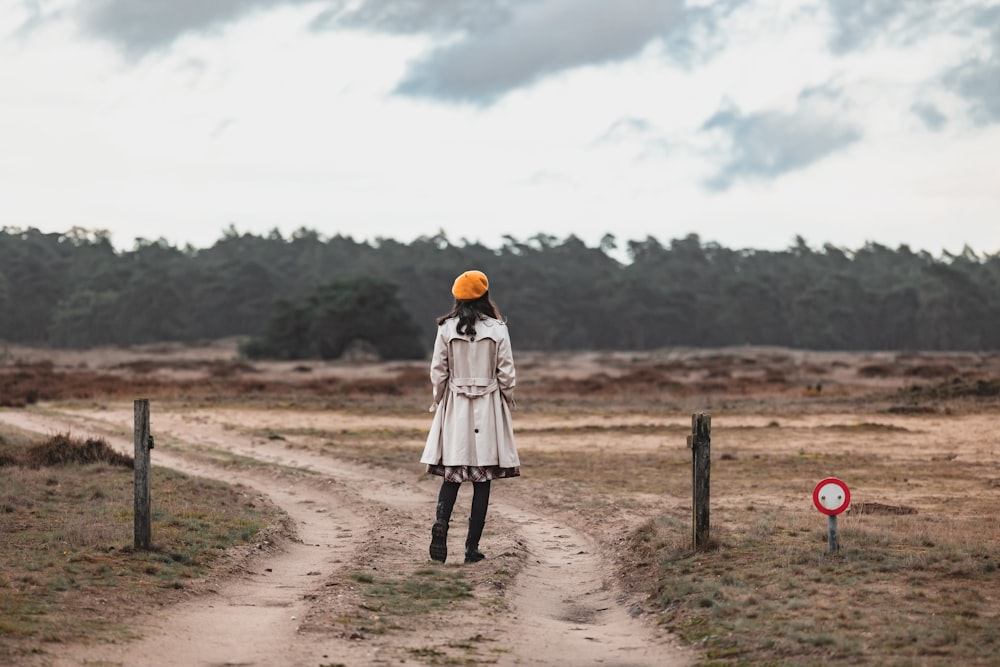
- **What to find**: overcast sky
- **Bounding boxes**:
[2,0,998,255]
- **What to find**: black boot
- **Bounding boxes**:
[465,519,486,563]
[430,481,459,563]
[465,481,490,563]
[430,502,450,563]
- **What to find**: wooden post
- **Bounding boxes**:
[134,399,152,551]
[827,515,839,553]
[686,412,711,550]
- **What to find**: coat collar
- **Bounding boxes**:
[441,317,505,342]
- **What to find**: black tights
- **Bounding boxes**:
[438,479,491,522]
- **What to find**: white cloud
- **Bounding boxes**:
[1,0,999,256]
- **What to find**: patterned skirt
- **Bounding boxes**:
[426,464,521,483]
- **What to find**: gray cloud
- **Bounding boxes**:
[946,59,1000,125]
[943,7,1000,125]
[65,0,747,104]
[69,0,1000,123]
[322,0,747,104]
[394,0,687,104]
[312,0,515,35]
[701,88,862,191]
[598,117,657,143]
[596,117,674,160]
[10,1,48,40]
[825,0,946,55]
[74,0,317,57]
[825,1,1000,126]
[911,103,948,131]
[660,0,747,68]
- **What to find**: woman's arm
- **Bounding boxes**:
[429,326,450,406]
[496,328,516,402]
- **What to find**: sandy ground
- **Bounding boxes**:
[6,401,999,666]
[1,405,693,667]
[3,342,999,666]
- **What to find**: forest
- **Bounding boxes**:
[1,225,998,357]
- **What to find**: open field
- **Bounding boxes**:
[1,340,999,666]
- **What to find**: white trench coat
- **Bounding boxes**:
[420,316,519,469]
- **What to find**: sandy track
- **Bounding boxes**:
[1,406,689,667]
[1,409,382,666]
[497,507,668,666]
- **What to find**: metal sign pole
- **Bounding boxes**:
[813,477,850,555]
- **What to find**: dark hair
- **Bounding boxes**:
[436,291,503,336]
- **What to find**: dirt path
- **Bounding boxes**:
[1,406,690,667]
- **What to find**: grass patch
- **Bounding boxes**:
[355,567,473,617]
[332,568,474,642]
[405,634,501,666]
[624,512,1000,666]
[823,422,912,433]
[0,431,132,469]
[0,427,285,662]
[901,377,1000,400]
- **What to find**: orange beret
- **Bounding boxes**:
[452,270,489,301]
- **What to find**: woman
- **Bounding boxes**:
[420,270,520,564]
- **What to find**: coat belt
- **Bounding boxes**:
[449,377,498,398]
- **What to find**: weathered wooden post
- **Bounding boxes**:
[134,398,152,550]
[686,412,711,550]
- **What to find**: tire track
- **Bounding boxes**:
[2,406,690,666]
[0,409,376,667]
[497,507,672,666]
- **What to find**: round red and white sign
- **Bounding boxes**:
[812,478,850,515]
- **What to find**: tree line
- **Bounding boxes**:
[1,226,998,356]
